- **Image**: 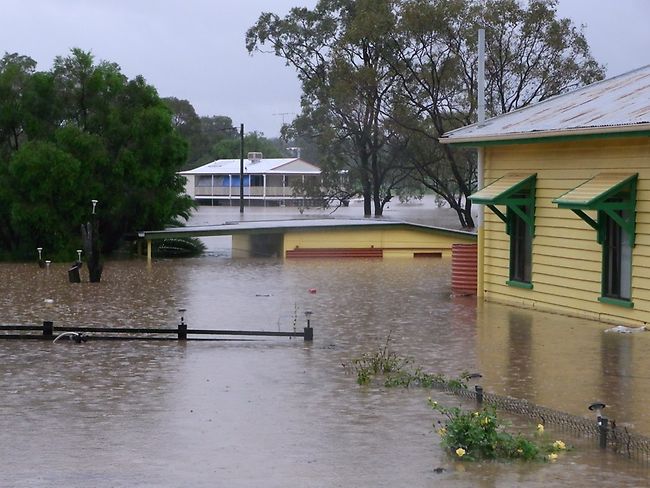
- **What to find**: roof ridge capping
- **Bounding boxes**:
[440,64,650,145]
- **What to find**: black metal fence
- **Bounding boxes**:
[430,379,650,464]
[0,320,313,342]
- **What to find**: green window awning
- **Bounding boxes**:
[469,173,536,234]
[552,173,637,245]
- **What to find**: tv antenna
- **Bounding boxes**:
[273,112,296,124]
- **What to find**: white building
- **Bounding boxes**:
[179,152,321,206]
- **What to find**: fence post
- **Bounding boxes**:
[178,323,187,340]
[475,385,484,405]
[598,416,608,449]
[303,326,313,342]
[43,320,53,338]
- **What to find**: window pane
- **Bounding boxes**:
[509,206,531,283]
[602,211,632,300]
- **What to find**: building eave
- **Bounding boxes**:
[439,124,650,147]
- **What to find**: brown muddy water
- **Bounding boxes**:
[0,202,649,487]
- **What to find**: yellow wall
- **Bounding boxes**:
[481,136,650,325]
[283,227,475,258]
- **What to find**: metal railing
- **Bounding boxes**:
[431,380,650,464]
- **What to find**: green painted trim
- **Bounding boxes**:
[556,175,637,246]
[571,209,598,231]
[506,280,533,290]
[554,174,638,209]
[598,296,634,309]
[447,130,650,148]
[470,174,537,205]
[487,204,507,224]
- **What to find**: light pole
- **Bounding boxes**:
[239,123,244,214]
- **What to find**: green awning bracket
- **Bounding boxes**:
[487,204,507,224]
[571,210,598,231]
[470,173,536,236]
[553,173,637,246]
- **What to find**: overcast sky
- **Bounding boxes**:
[2,0,649,137]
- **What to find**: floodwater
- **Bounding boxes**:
[0,201,649,487]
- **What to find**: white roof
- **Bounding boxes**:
[180,158,321,175]
[440,64,650,144]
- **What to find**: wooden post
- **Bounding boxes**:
[178,323,187,340]
[43,321,53,338]
[147,239,152,264]
[303,326,313,341]
[475,385,484,405]
[598,416,608,449]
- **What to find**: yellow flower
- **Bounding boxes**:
[547,453,558,461]
[516,449,523,454]
[472,412,479,417]
[456,447,466,458]
[536,424,544,434]
[437,428,447,437]
[481,417,489,426]
[553,440,566,450]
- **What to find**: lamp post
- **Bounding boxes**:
[239,123,245,214]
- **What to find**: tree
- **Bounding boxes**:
[0,49,194,259]
[388,0,605,227]
[212,130,285,160]
[247,0,411,216]
[163,97,203,164]
[0,53,37,157]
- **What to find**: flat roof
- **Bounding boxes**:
[138,219,477,240]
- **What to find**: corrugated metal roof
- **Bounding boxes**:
[469,173,535,203]
[440,65,650,144]
[179,158,321,175]
[553,173,636,208]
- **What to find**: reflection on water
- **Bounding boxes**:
[0,195,650,488]
[0,255,648,485]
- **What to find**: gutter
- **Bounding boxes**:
[439,123,650,146]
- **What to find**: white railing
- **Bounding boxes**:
[194,186,298,197]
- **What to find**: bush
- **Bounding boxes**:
[430,400,569,462]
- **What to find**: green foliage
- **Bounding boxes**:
[344,337,470,389]
[211,131,285,161]
[152,237,206,258]
[0,49,195,259]
[430,401,571,462]
[249,0,605,226]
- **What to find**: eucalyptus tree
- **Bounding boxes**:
[389,0,605,227]
[0,49,194,259]
[247,0,410,216]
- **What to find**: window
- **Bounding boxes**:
[469,173,536,289]
[196,176,213,187]
[602,209,632,300]
[553,173,636,307]
[509,204,532,284]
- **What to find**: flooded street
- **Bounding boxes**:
[0,201,649,486]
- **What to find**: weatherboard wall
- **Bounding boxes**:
[481,136,650,325]
[283,227,475,259]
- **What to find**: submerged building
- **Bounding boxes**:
[440,65,650,325]
[179,153,321,206]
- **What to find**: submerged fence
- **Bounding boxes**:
[0,320,313,342]
[431,379,650,464]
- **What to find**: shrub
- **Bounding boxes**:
[430,400,569,462]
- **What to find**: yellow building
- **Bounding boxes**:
[440,65,650,326]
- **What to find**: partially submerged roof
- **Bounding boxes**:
[180,158,321,175]
[440,65,650,146]
[138,219,477,240]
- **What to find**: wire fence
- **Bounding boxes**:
[429,379,650,464]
